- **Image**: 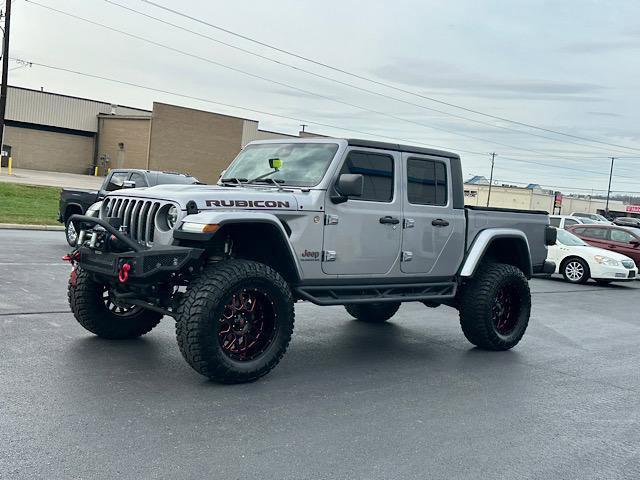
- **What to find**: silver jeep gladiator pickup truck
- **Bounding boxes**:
[66,138,556,383]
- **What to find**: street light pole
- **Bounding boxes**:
[0,1,11,153]
[487,152,496,207]
[605,156,615,216]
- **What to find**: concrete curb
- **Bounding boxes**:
[0,223,65,231]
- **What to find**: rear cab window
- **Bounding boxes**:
[549,217,561,227]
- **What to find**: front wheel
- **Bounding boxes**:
[65,218,78,247]
[68,268,163,339]
[458,263,531,351]
[176,260,295,384]
[561,258,590,284]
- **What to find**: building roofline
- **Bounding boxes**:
[97,114,151,120]
[9,84,152,113]
[152,101,256,123]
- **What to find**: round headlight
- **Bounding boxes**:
[167,205,179,230]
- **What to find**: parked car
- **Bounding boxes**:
[59,169,200,245]
[549,215,587,229]
[547,228,637,284]
[66,137,556,384]
[566,224,640,266]
[613,216,640,228]
[570,212,611,224]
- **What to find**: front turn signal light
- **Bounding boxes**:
[181,222,220,234]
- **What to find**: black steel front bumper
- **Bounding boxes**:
[70,214,203,282]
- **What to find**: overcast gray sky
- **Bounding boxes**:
[10,0,640,193]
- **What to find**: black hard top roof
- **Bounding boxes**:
[347,138,460,159]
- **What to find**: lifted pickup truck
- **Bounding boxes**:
[66,139,556,383]
[59,169,199,245]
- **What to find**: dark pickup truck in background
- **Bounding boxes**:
[59,169,199,245]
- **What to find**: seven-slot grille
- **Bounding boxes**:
[101,197,163,245]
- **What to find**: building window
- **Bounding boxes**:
[407,158,447,206]
[339,151,394,202]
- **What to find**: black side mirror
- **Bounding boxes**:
[630,239,640,247]
[331,174,363,204]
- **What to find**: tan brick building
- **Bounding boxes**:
[3,86,298,183]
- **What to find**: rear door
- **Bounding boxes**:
[400,153,465,276]
[577,226,610,249]
[322,148,402,275]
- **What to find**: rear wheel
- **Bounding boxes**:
[459,263,531,350]
[68,268,162,339]
[561,258,590,284]
[176,260,295,384]
[345,302,400,323]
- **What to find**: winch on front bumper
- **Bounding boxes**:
[69,214,204,283]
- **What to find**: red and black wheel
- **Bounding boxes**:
[68,268,162,339]
[458,262,531,350]
[176,260,295,383]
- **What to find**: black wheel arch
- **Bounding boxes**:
[461,235,533,279]
[64,203,84,222]
[180,220,302,284]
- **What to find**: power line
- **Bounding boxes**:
[139,0,640,155]
[17,56,637,188]
[14,59,489,154]
[13,55,640,194]
[99,0,634,158]
[26,0,640,173]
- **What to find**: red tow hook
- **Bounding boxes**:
[63,251,81,287]
[118,263,131,284]
[62,251,80,265]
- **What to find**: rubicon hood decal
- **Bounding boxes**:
[206,199,290,208]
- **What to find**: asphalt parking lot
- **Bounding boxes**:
[1,230,639,479]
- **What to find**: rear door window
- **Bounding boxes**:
[339,151,394,202]
[583,227,609,240]
[406,158,448,206]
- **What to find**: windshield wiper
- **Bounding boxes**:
[220,177,248,185]
[250,178,285,186]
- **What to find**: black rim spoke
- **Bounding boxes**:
[218,288,276,361]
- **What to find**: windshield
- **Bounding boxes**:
[223,143,340,187]
[593,214,608,222]
[556,228,588,246]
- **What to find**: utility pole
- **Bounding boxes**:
[486,152,496,207]
[605,156,615,217]
[0,0,11,154]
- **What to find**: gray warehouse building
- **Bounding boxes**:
[3,86,300,183]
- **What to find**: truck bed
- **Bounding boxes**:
[465,206,550,271]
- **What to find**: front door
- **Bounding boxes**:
[608,228,640,264]
[322,148,402,275]
[400,153,465,276]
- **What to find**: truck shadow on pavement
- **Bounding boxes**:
[62,314,524,389]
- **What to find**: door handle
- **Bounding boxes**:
[432,219,450,227]
[379,216,400,225]
[608,244,617,248]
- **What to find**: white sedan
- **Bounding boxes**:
[547,228,638,284]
